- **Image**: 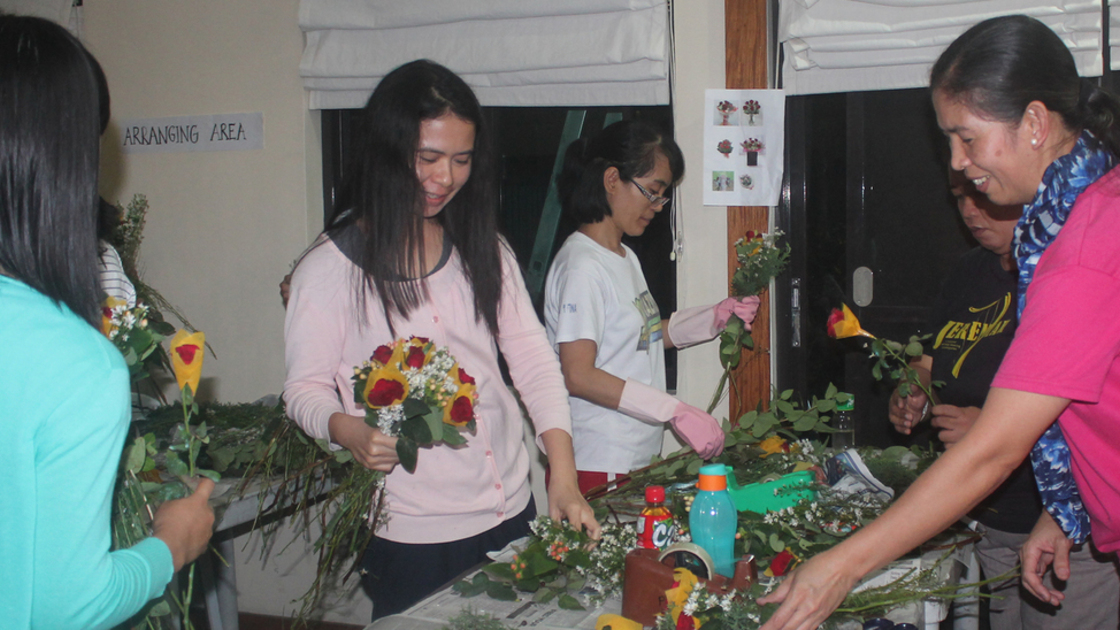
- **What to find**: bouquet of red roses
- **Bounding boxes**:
[353,336,478,473]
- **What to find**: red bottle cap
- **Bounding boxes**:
[645,485,665,503]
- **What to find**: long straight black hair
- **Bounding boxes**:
[0,14,103,326]
[328,59,502,336]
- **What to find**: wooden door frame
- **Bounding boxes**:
[725,0,771,417]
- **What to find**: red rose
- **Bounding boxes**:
[826,307,844,338]
[367,378,406,407]
[457,367,476,385]
[676,614,696,630]
[102,306,113,318]
[174,343,200,365]
[769,548,797,576]
[372,345,393,364]
[448,395,473,426]
[406,346,426,369]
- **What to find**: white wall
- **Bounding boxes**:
[85,0,317,406]
[671,1,731,426]
[80,0,730,623]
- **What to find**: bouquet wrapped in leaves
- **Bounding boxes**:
[353,336,478,473]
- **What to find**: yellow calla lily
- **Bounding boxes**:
[100,296,128,338]
[827,304,875,340]
[363,363,410,408]
[170,329,205,394]
[665,567,700,625]
[759,435,787,457]
[443,384,476,427]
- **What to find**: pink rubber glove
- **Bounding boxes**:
[714,295,760,330]
[617,380,725,459]
[668,296,760,349]
[669,402,725,460]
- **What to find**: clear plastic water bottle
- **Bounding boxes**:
[689,463,737,577]
[832,394,855,449]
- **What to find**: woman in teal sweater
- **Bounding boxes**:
[0,15,214,629]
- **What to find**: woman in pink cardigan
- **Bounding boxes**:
[283,60,599,619]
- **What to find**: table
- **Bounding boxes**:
[365,539,978,630]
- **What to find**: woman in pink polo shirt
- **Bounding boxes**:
[760,15,1120,630]
[283,60,598,619]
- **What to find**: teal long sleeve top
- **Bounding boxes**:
[0,277,173,630]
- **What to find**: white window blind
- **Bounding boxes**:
[299,0,671,109]
[1109,0,1120,70]
[0,0,79,33]
[778,0,1103,95]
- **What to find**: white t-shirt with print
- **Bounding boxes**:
[544,231,666,473]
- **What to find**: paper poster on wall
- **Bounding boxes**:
[118,112,264,154]
[702,89,785,206]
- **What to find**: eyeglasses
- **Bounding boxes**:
[630,180,671,208]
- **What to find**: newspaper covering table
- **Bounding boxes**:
[367,578,622,630]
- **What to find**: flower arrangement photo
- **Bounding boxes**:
[743,99,761,125]
[741,138,764,166]
[353,336,478,473]
[717,139,733,158]
[716,100,738,125]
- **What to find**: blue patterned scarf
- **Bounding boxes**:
[1014,131,1116,543]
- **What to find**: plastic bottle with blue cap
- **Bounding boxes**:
[689,463,738,577]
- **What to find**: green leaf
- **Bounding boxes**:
[198,468,221,482]
[779,389,794,400]
[421,410,444,443]
[402,397,430,419]
[738,410,759,429]
[481,562,515,581]
[180,386,194,408]
[452,576,487,598]
[871,363,883,380]
[396,438,419,473]
[148,600,172,616]
[557,594,585,610]
[485,582,517,601]
[566,576,586,591]
[769,532,785,553]
[686,459,704,475]
[905,341,924,357]
[792,414,818,432]
[533,587,557,603]
[441,425,466,446]
[208,446,236,472]
[124,437,147,473]
[776,400,795,415]
[400,415,433,444]
[825,382,838,398]
[521,551,560,577]
[165,452,188,477]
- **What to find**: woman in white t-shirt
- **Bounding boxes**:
[544,120,759,493]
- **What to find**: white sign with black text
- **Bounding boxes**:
[118,112,264,154]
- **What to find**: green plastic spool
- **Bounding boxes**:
[725,469,817,514]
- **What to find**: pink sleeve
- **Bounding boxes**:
[282,248,351,443]
[994,265,1120,402]
[495,246,572,445]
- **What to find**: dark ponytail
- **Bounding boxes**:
[557,120,684,226]
[931,14,1120,157]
